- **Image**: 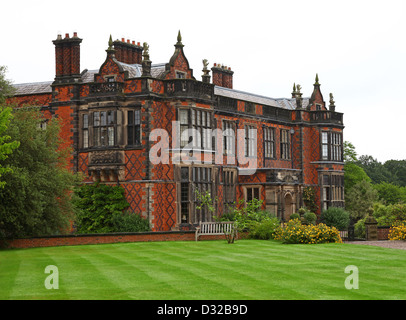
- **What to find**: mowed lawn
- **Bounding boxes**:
[1,240,406,300]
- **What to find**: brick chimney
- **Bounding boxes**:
[113,38,143,65]
[53,32,82,82]
[211,64,234,89]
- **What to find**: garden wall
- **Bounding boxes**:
[0,231,227,249]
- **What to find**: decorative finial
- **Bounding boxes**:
[202,59,209,71]
[329,93,336,111]
[106,34,116,54]
[329,93,335,105]
[175,30,184,48]
[143,42,150,58]
[202,59,211,83]
[296,84,302,93]
[291,83,297,98]
[108,35,113,50]
[315,73,320,85]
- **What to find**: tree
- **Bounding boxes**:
[0,107,19,188]
[344,162,371,193]
[373,182,406,205]
[383,160,406,187]
[73,183,130,234]
[0,66,19,188]
[343,141,357,163]
[345,180,378,221]
[356,155,394,185]
[0,66,15,104]
[0,108,79,238]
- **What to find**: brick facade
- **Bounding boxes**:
[9,31,345,232]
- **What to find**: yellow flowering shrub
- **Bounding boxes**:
[275,219,342,244]
[388,221,406,241]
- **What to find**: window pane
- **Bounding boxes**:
[128,110,134,125]
[101,111,107,126]
[180,109,188,125]
[94,112,100,127]
[108,127,114,146]
[322,132,328,144]
[83,114,88,129]
[254,188,259,200]
[83,130,89,148]
[128,126,134,145]
[107,111,114,125]
[134,109,140,125]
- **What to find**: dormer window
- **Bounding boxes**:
[316,104,322,111]
[176,71,186,79]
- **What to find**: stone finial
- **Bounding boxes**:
[143,42,150,58]
[106,35,115,55]
[295,84,303,109]
[314,73,320,86]
[176,30,184,48]
[291,83,297,98]
[329,93,334,104]
[142,42,151,77]
[202,59,211,83]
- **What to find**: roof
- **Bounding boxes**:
[215,86,309,110]
[12,65,308,110]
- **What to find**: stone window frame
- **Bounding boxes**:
[79,107,123,151]
[177,106,214,151]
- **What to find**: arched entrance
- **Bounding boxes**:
[284,193,294,220]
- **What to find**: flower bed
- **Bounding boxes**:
[274,219,342,244]
[388,221,406,241]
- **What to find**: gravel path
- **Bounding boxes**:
[345,240,406,250]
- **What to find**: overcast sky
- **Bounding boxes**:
[1,0,405,162]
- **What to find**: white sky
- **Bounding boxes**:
[1,0,405,162]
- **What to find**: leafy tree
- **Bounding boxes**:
[344,162,371,193]
[0,107,19,188]
[0,67,19,188]
[383,160,406,187]
[73,183,130,234]
[345,180,378,221]
[343,141,357,163]
[374,182,406,205]
[356,155,394,185]
[0,66,15,104]
[0,108,79,238]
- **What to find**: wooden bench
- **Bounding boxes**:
[195,221,235,241]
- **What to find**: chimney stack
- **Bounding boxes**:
[113,38,143,65]
[53,32,82,82]
[211,63,234,89]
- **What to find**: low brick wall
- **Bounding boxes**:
[0,231,228,249]
[378,226,391,240]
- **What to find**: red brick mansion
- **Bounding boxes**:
[9,31,344,231]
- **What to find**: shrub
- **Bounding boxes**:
[303,211,317,225]
[320,207,350,230]
[275,219,342,244]
[249,217,280,240]
[289,213,300,221]
[111,211,150,233]
[354,218,366,238]
[388,221,406,241]
[73,183,130,234]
